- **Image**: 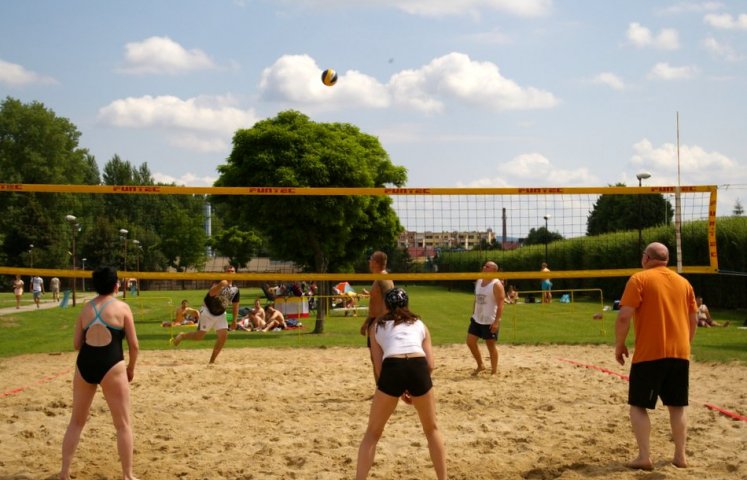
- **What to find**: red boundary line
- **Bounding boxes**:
[703,403,747,422]
[558,358,746,423]
[0,368,71,399]
[559,358,629,381]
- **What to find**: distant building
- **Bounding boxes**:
[397,229,496,255]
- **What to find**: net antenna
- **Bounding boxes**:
[675,111,683,272]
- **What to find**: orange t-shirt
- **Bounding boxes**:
[620,267,696,363]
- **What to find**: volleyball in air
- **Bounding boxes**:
[321,68,338,87]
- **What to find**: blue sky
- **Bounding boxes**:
[1,0,745,216]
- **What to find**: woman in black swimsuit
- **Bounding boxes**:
[60,266,140,480]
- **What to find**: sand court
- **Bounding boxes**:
[1,344,745,479]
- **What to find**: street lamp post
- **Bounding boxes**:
[82,258,87,292]
[119,229,128,299]
[65,215,78,307]
[636,172,652,253]
[28,244,34,268]
[543,214,551,264]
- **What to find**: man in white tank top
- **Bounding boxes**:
[467,261,505,375]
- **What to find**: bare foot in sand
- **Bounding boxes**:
[625,457,653,471]
[672,456,688,468]
[471,366,486,376]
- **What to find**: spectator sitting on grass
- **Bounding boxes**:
[237,298,266,331]
[696,297,729,328]
[261,304,287,332]
[162,300,200,327]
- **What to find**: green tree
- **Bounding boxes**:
[587,183,673,235]
[0,97,99,268]
[213,110,407,333]
[523,227,563,246]
[100,155,207,273]
[734,199,744,216]
[209,225,262,270]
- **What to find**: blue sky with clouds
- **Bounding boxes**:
[1,0,745,215]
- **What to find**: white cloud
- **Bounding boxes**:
[658,2,724,15]
[391,53,559,112]
[259,54,390,108]
[118,36,216,75]
[392,0,552,18]
[703,36,743,61]
[153,171,217,186]
[647,62,698,80]
[280,0,552,17]
[626,22,680,50]
[704,12,747,29]
[98,94,257,133]
[0,59,57,86]
[591,72,625,90]
[97,94,259,153]
[464,153,600,187]
[631,138,737,174]
[628,138,747,216]
[259,53,558,113]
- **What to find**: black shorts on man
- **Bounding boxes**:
[467,317,498,341]
[628,358,689,409]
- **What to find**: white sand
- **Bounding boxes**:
[0,344,745,479]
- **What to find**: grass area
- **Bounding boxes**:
[1,285,745,364]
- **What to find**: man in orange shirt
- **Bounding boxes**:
[615,242,697,471]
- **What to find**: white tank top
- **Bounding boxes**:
[374,319,426,359]
[472,279,499,325]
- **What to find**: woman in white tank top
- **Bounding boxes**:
[356,288,446,480]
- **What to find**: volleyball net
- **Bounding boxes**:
[0,183,717,283]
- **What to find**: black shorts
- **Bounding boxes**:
[467,317,498,341]
[629,358,689,409]
[377,357,433,397]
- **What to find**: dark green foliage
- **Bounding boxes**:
[98,156,207,272]
[209,226,262,270]
[438,216,747,308]
[0,94,208,275]
[523,226,563,246]
[214,110,406,273]
[587,183,673,235]
[213,110,407,333]
[0,97,100,268]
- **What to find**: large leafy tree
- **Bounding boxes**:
[0,97,99,268]
[587,183,673,235]
[209,225,263,270]
[213,110,407,332]
[99,155,207,273]
[523,227,563,246]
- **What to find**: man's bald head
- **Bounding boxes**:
[643,242,669,267]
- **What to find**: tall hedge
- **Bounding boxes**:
[438,216,746,309]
